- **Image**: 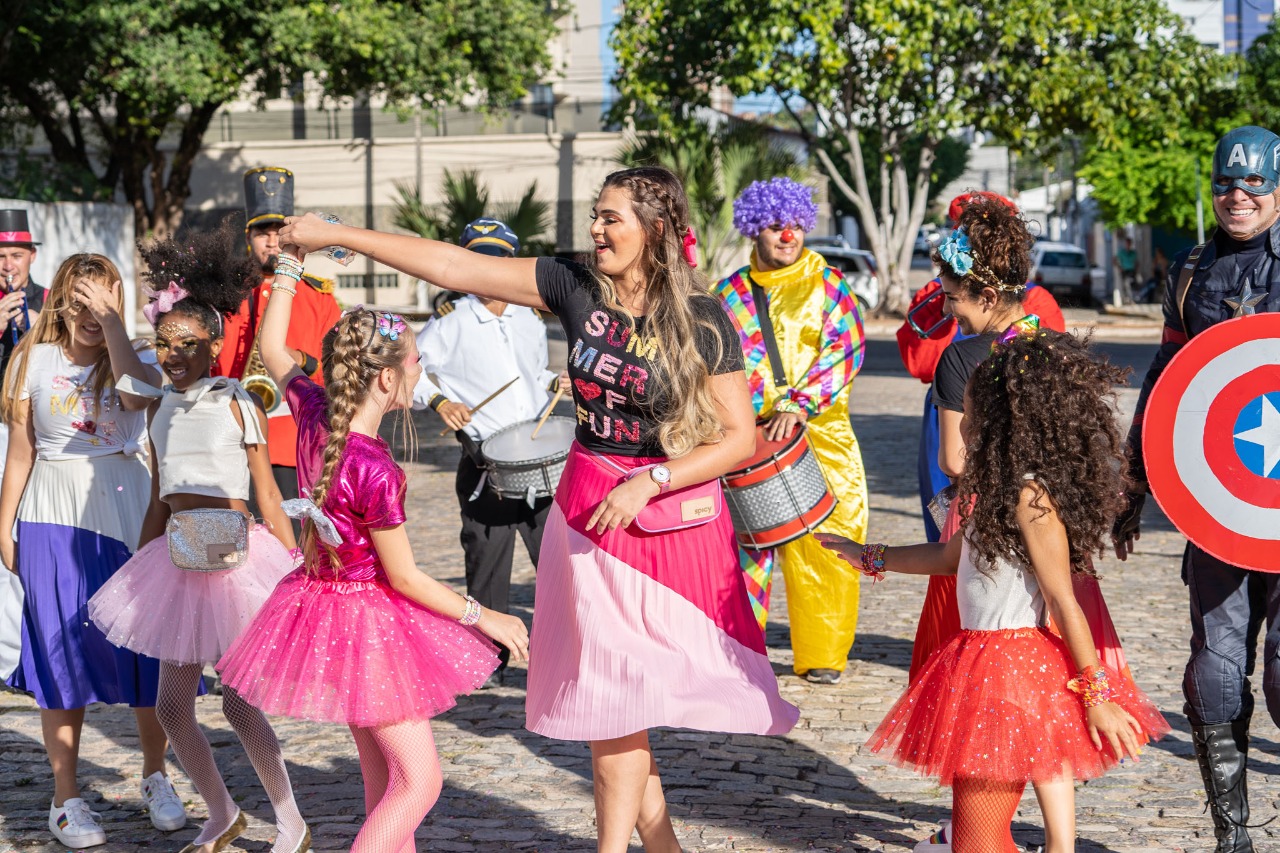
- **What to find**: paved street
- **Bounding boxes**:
[1,324,1269,852]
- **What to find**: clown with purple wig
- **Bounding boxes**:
[712,177,869,685]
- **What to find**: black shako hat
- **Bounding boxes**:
[0,209,39,247]
[243,167,295,230]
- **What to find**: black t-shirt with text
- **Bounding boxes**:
[932,332,997,413]
[536,257,744,456]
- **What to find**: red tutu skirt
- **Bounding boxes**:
[217,568,499,727]
[869,627,1169,786]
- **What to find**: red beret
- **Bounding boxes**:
[947,191,1017,227]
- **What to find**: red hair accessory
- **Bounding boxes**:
[946,191,1017,227]
[682,227,699,268]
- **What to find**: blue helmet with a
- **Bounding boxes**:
[1212,125,1280,196]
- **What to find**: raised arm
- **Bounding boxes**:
[257,254,308,391]
[76,278,161,409]
[279,214,546,310]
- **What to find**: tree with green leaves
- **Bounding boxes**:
[392,169,554,256]
[617,121,810,277]
[0,0,555,238]
[1081,24,1280,237]
[610,0,1226,312]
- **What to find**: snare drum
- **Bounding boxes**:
[721,424,837,550]
[480,416,577,501]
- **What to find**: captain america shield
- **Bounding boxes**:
[1145,313,1280,571]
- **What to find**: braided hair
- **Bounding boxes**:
[585,167,726,458]
[932,194,1035,308]
[301,309,417,574]
[138,218,259,336]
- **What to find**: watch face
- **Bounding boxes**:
[652,465,672,483]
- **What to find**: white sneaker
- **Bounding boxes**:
[140,771,187,831]
[912,818,951,852]
[49,797,107,849]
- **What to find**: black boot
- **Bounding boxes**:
[1191,721,1253,853]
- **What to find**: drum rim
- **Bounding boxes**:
[733,492,838,549]
[482,415,577,466]
[724,424,808,483]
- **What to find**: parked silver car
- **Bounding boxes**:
[1030,241,1105,304]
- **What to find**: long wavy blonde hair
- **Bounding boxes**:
[301,309,417,575]
[585,167,725,457]
[1,254,122,424]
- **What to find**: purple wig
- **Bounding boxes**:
[732,178,819,238]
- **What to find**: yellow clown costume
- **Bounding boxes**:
[714,248,869,675]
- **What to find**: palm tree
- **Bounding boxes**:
[617,121,812,278]
[392,169,552,256]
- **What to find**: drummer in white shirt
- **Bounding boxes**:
[412,218,569,687]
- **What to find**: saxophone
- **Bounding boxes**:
[241,330,280,413]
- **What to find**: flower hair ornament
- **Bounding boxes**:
[281,494,344,546]
[936,227,1025,293]
[375,312,407,342]
[682,227,699,268]
[142,280,189,327]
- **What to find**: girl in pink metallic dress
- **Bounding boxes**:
[216,245,527,853]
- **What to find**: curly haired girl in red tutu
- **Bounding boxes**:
[216,243,529,852]
[819,327,1170,853]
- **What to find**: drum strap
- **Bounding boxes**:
[750,279,789,388]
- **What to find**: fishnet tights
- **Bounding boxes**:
[349,720,443,853]
[155,663,306,852]
[951,777,1025,853]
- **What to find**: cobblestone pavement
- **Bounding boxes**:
[2,327,1271,852]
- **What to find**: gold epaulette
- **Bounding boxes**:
[437,299,457,316]
[301,274,334,294]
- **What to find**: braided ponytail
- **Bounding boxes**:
[300,309,417,575]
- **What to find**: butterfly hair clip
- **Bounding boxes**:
[376,312,407,342]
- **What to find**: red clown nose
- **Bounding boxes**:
[780,228,796,243]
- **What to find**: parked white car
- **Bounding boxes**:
[1030,241,1106,304]
[808,241,880,314]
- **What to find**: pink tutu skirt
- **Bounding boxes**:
[216,569,498,727]
[869,627,1170,786]
[88,525,294,665]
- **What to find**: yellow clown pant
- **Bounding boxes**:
[742,410,869,675]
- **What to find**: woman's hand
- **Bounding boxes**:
[815,533,864,566]
[437,400,472,432]
[1086,701,1145,761]
[1,536,15,574]
[74,278,122,323]
[476,608,530,662]
[279,213,339,256]
[587,474,659,535]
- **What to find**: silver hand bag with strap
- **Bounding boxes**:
[166,509,250,572]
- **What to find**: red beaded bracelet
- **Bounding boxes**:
[860,543,887,582]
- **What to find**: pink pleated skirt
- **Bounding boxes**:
[525,444,800,741]
[217,568,499,727]
[88,525,294,665]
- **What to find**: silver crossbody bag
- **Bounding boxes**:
[166,509,250,572]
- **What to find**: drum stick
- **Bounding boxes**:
[438,376,520,436]
[530,387,565,440]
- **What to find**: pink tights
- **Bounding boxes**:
[349,720,443,853]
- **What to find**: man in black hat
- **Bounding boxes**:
[212,168,341,508]
[0,209,45,379]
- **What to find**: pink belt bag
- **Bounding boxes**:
[596,455,723,533]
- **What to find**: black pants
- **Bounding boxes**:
[456,452,550,668]
[1183,543,1280,727]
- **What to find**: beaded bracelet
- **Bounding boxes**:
[459,595,482,626]
[274,254,304,284]
[288,547,304,569]
[860,543,887,582]
[1067,666,1116,708]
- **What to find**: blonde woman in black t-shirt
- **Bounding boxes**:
[280,167,799,853]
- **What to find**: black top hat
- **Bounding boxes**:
[243,167,295,229]
[0,209,39,246]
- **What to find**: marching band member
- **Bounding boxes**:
[214,167,341,510]
[713,178,868,685]
[412,217,569,687]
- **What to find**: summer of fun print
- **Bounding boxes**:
[569,311,655,446]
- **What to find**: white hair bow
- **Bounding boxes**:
[281,497,344,547]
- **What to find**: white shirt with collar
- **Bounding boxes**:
[412,295,556,442]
